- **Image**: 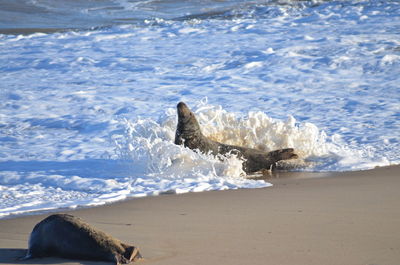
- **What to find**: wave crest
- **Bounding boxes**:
[115,102,338,177]
[115,101,392,174]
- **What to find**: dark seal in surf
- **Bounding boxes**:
[21,214,142,265]
[175,102,298,173]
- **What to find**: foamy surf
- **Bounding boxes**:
[0,101,393,219]
[1,0,399,219]
[115,101,392,177]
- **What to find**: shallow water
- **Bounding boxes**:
[0,0,399,218]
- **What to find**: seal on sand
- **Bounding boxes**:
[21,214,142,265]
[175,102,298,173]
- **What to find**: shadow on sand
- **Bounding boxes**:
[0,248,112,265]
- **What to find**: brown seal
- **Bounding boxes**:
[175,102,298,173]
[21,214,142,265]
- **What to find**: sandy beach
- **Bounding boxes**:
[0,165,399,265]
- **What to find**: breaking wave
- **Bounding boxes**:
[114,101,391,178]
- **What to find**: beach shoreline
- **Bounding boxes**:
[1,165,399,265]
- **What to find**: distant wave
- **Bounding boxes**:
[0,0,331,34]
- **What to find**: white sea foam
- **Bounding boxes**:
[115,101,392,176]
[2,99,391,219]
[0,0,399,218]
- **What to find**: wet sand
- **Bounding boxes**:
[0,165,399,265]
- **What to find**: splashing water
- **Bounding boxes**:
[114,101,391,178]
[0,0,398,218]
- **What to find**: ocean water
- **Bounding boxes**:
[1,0,399,219]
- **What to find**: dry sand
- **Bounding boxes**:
[0,165,399,265]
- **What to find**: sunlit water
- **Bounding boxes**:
[0,0,399,218]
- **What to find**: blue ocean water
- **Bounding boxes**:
[0,0,399,218]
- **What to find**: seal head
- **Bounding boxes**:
[175,102,204,150]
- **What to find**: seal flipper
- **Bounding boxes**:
[115,245,143,264]
[124,246,143,262]
[18,252,33,261]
